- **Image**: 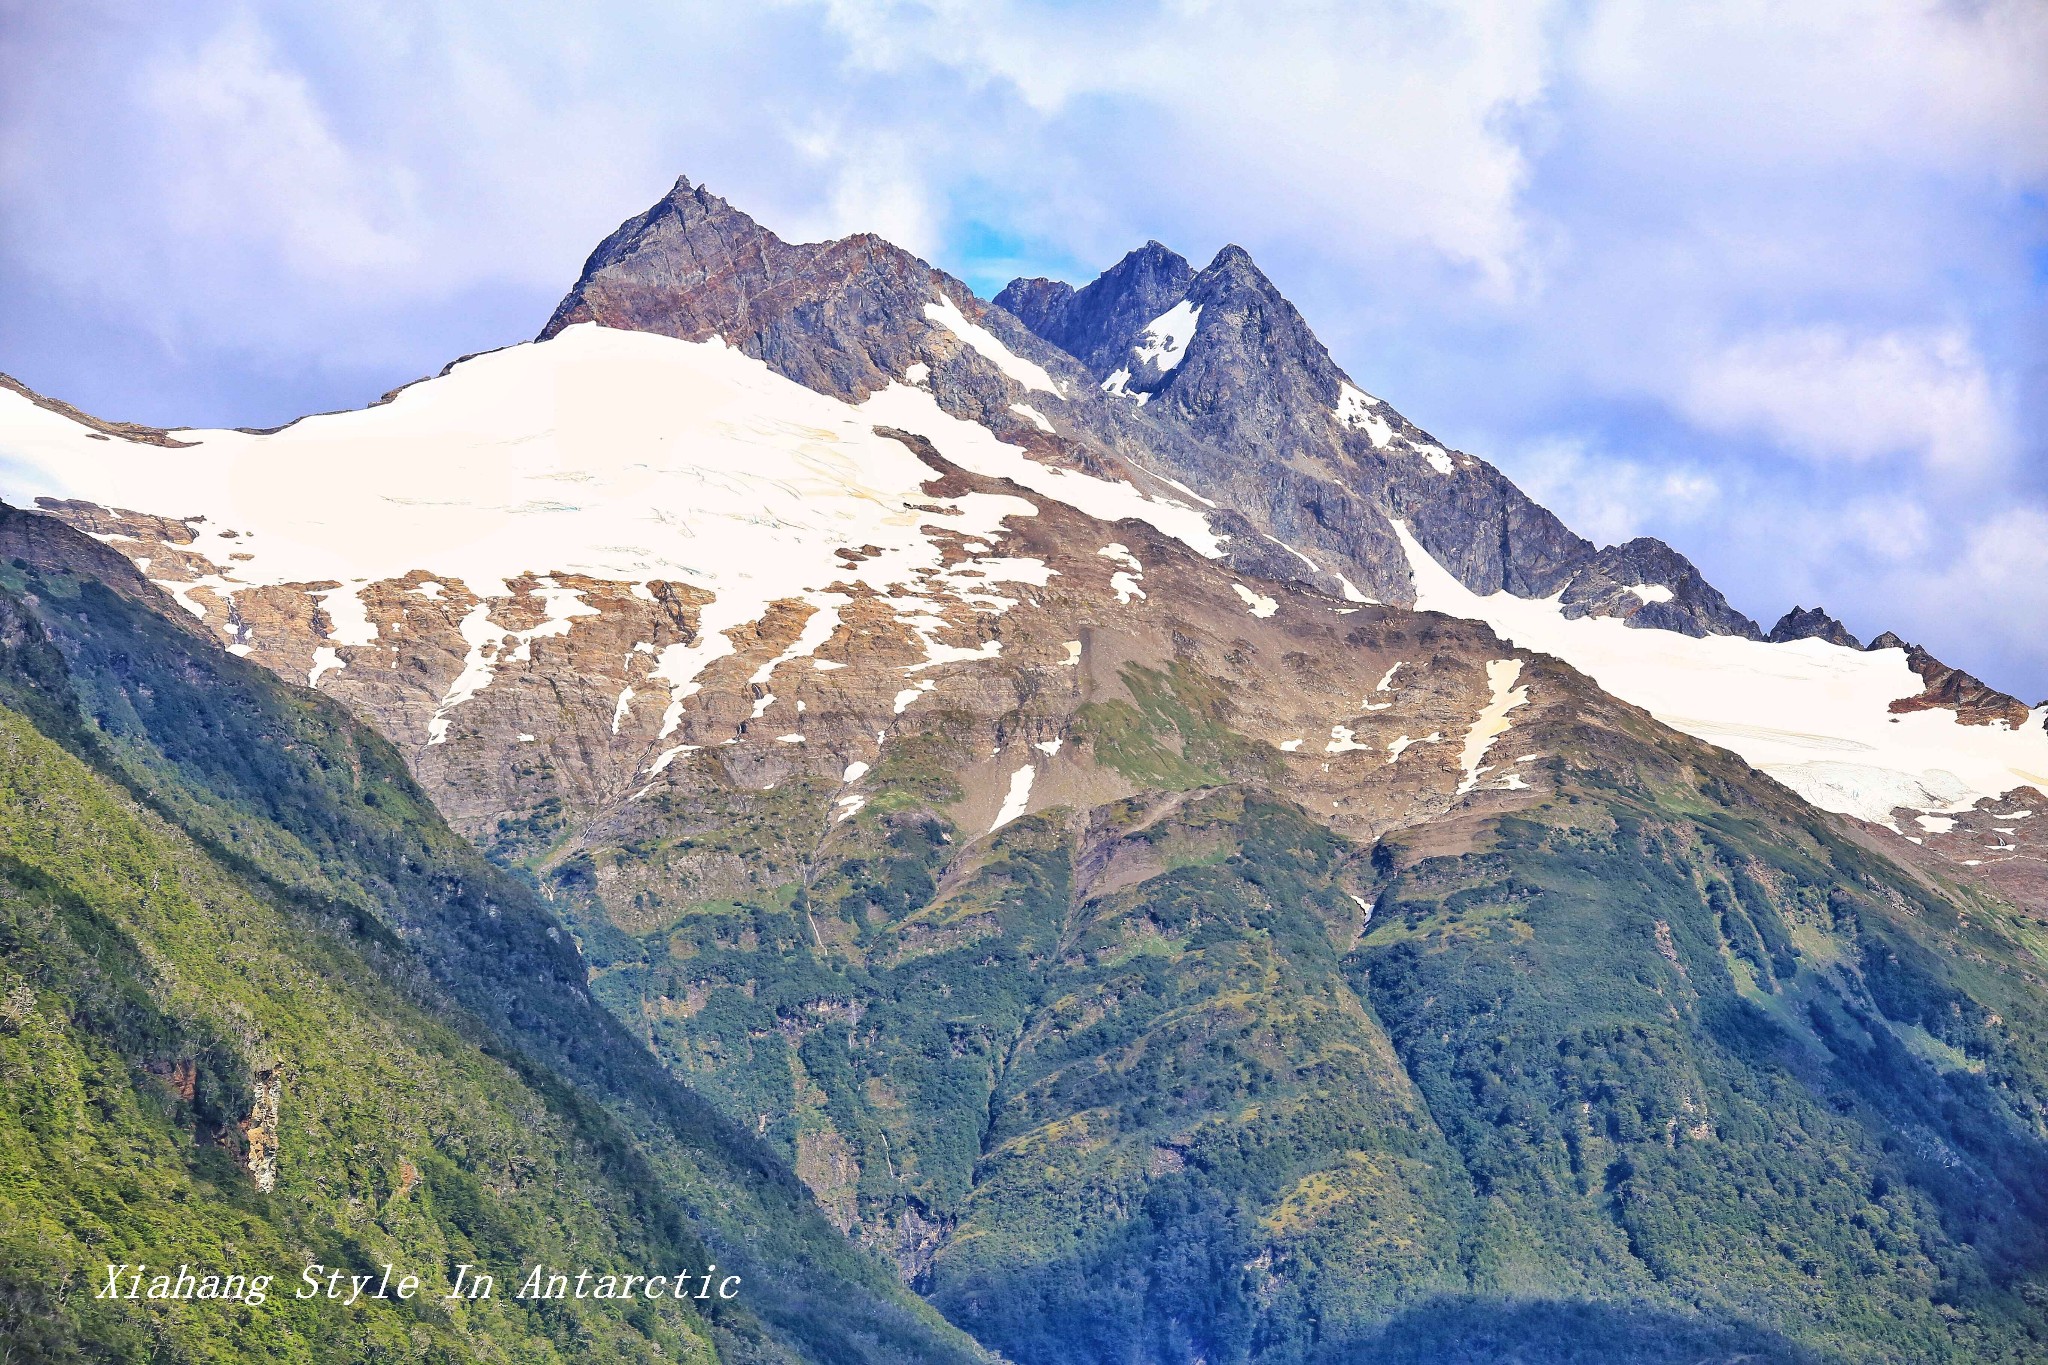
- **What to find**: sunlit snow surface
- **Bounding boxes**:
[923,294,1061,396]
[1334,383,1391,448]
[1394,521,2048,825]
[1132,301,1201,372]
[0,325,1219,735]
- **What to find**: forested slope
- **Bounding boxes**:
[0,504,984,1363]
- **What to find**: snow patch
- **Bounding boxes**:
[859,380,1221,557]
[924,294,1060,395]
[1326,726,1372,754]
[428,603,508,745]
[1387,732,1443,764]
[748,600,846,686]
[1232,583,1279,618]
[315,582,378,646]
[1335,384,1392,447]
[842,760,870,783]
[1100,368,1142,402]
[645,742,700,776]
[1010,402,1054,433]
[1626,584,1675,605]
[1098,543,1147,604]
[1133,301,1201,372]
[991,764,1035,832]
[307,646,345,687]
[893,679,936,713]
[1389,519,2048,825]
[1410,443,1455,476]
[1456,659,1529,795]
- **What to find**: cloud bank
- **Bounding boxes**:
[1,0,2042,695]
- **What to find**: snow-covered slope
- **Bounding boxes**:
[0,323,1219,736]
[1394,521,2048,824]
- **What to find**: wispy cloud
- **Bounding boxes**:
[1680,326,2005,471]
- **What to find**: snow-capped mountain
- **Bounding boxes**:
[1,174,2036,850]
[5,173,2048,1362]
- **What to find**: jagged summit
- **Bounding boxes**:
[1561,538,1761,639]
[541,174,983,402]
[1868,634,2037,728]
[1769,605,1861,648]
[3,168,2042,838]
[994,240,1193,375]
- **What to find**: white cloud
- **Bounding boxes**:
[1570,1,2048,182]
[1680,326,2004,470]
[785,124,941,254]
[812,0,1560,293]
[140,19,419,280]
[1499,435,1719,547]
[1871,505,2048,695]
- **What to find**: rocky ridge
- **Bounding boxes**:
[0,173,2040,858]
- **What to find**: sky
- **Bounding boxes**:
[2,0,2044,697]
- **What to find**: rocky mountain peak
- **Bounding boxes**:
[1174,243,1342,388]
[1870,635,2038,728]
[1195,242,1275,288]
[541,176,1055,406]
[1768,605,1861,648]
[1558,538,1762,639]
[995,239,1194,376]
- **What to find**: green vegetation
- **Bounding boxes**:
[564,644,2048,1363]
[12,501,2048,1363]
[0,517,983,1363]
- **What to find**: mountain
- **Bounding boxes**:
[0,506,984,1361]
[2,173,2047,1363]
[1004,241,2044,828]
[1768,606,1862,649]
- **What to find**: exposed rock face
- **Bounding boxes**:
[0,371,195,447]
[1883,786,2048,916]
[1769,605,1861,648]
[995,241,1196,376]
[242,1068,281,1193]
[543,176,1006,405]
[1559,538,1762,638]
[1884,640,2037,728]
[1003,243,1618,613]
